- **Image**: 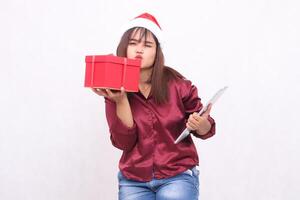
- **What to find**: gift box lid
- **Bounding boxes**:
[85,55,140,67]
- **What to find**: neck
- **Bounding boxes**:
[139,67,153,84]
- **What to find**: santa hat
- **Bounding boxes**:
[123,13,163,44]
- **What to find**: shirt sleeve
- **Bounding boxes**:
[104,98,137,151]
[180,79,216,140]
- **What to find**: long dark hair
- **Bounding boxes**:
[116,27,184,104]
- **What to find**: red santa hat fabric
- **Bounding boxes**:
[123,13,163,44]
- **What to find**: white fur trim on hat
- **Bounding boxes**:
[122,13,163,45]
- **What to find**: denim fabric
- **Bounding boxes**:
[118,166,200,200]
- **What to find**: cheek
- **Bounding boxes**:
[126,47,134,58]
[143,55,155,67]
[149,52,156,63]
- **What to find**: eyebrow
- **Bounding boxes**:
[129,39,154,44]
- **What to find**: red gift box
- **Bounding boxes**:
[84,55,141,92]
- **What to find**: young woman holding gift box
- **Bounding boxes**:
[92,13,215,200]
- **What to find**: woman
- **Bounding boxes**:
[93,13,215,200]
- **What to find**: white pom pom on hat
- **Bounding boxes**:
[122,12,163,45]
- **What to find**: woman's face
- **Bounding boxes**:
[126,29,157,69]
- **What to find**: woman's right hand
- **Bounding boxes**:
[92,87,127,103]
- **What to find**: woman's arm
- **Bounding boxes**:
[180,80,216,139]
[93,88,137,151]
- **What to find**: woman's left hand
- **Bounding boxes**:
[186,104,212,135]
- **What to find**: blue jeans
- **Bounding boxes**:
[118,166,200,200]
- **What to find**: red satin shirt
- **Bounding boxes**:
[105,78,215,182]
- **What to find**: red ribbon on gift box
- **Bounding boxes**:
[91,55,95,87]
[121,58,127,89]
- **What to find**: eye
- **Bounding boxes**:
[144,43,153,48]
[128,41,137,45]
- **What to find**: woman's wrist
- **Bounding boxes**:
[115,95,128,105]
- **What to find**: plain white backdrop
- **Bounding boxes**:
[1,0,299,199]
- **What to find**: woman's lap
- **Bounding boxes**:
[118,167,199,200]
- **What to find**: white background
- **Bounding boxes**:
[1,0,299,199]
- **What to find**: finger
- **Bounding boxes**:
[93,88,104,93]
[186,123,192,130]
[98,88,107,93]
[188,118,200,128]
[188,115,198,124]
[186,122,197,131]
[92,88,108,97]
[106,89,114,97]
[189,112,198,120]
[186,122,194,130]
[189,112,202,123]
[192,112,198,117]
[192,112,202,121]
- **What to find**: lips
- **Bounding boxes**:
[135,55,142,59]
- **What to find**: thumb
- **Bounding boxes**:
[120,87,126,95]
[202,103,212,118]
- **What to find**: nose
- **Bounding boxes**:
[136,44,144,54]
[136,49,144,54]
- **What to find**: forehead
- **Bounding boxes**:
[129,28,156,42]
